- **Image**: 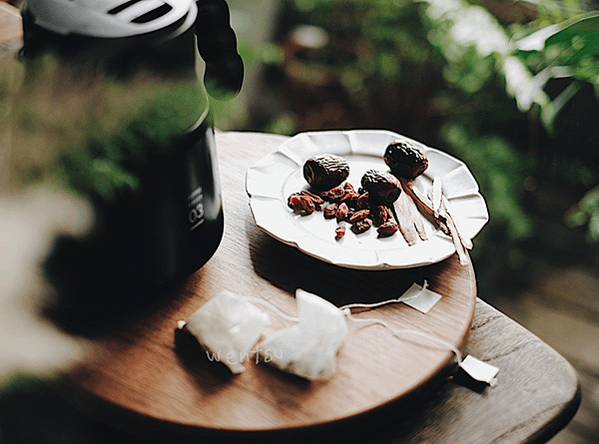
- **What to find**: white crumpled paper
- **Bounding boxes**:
[184,290,269,374]
[259,289,347,380]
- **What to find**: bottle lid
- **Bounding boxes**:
[23,0,194,38]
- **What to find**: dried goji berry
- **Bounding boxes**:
[300,190,324,205]
[287,192,315,215]
[339,191,354,203]
[377,221,398,237]
[371,205,392,226]
[301,195,316,214]
[340,188,359,206]
[336,202,350,221]
[287,193,302,209]
[323,203,338,219]
[356,192,370,209]
[348,209,370,224]
[321,185,346,203]
[351,218,372,234]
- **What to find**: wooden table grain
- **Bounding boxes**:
[0,2,21,56]
[0,4,580,443]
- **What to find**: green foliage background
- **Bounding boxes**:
[245,0,599,289]
[6,55,207,202]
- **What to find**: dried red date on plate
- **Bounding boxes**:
[384,140,429,180]
[303,154,350,190]
[360,170,402,206]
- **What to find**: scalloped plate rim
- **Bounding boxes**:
[246,130,488,270]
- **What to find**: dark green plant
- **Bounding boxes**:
[8,55,207,201]
[510,12,599,241]
[513,12,599,125]
[566,184,599,241]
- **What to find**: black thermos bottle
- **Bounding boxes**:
[16,0,243,325]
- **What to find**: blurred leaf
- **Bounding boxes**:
[589,211,599,241]
[540,13,599,59]
[539,78,582,130]
[511,13,599,132]
[442,123,533,241]
[378,52,399,81]
[566,185,599,241]
[501,55,550,111]
[515,13,599,80]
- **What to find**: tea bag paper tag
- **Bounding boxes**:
[398,281,442,313]
[459,355,499,386]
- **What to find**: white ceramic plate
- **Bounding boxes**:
[245,130,488,270]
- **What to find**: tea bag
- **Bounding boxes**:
[259,289,347,380]
[183,290,269,374]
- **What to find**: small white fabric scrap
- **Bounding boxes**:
[398,281,442,313]
[459,355,500,386]
[259,289,347,380]
[184,290,269,374]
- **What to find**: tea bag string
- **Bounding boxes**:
[339,307,463,365]
[340,280,431,311]
[244,292,462,365]
[243,296,299,322]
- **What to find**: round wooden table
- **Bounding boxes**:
[62,130,477,437]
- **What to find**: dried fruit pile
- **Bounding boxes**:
[288,181,397,240]
[287,141,472,264]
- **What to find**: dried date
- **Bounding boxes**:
[303,154,350,190]
[360,170,401,205]
[384,140,428,180]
